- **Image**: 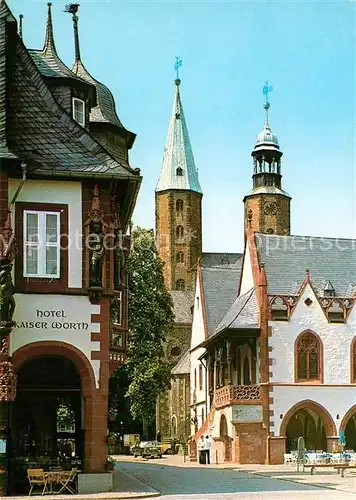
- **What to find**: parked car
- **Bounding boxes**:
[130,441,163,458]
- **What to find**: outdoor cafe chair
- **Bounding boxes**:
[27,468,49,496]
[57,468,78,495]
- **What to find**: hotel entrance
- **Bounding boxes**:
[9,355,83,494]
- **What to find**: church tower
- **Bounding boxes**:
[244,93,291,235]
[156,78,202,291]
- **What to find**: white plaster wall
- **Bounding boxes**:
[211,407,233,438]
[270,284,356,384]
[271,385,356,436]
[9,179,82,288]
[11,294,101,388]
[239,243,254,295]
[190,273,205,350]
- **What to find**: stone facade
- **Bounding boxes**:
[244,194,290,236]
[155,190,202,291]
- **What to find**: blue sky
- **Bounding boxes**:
[9,0,355,251]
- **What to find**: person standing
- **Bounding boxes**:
[198,435,205,464]
[204,435,212,464]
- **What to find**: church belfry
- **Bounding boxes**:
[155,77,202,291]
[244,88,291,236]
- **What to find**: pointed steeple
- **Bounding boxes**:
[156,79,202,193]
[43,3,56,55]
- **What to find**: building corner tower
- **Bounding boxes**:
[243,96,291,235]
[155,78,202,291]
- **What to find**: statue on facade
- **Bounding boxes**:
[89,222,105,288]
[0,263,15,327]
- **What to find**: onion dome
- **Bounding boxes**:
[253,102,280,154]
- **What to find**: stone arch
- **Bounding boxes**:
[280,399,336,437]
[220,413,228,437]
[340,404,356,431]
[12,340,96,397]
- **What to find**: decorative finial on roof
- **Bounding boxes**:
[262,81,273,128]
[259,262,267,287]
[64,3,81,62]
[43,2,57,54]
[19,14,23,40]
[305,269,310,283]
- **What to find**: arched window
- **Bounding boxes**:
[176,225,184,239]
[176,199,184,212]
[199,365,203,390]
[351,338,356,383]
[296,331,322,382]
[176,279,185,291]
[176,167,183,176]
[176,252,184,263]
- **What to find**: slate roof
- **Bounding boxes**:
[245,186,291,198]
[256,233,356,296]
[202,266,241,336]
[28,4,88,84]
[73,59,126,129]
[171,349,190,375]
[171,291,194,324]
[6,30,138,180]
[213,288,259,338]
[202,252,243,269]
[156,79,202,194]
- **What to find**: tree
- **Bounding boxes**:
[125,227,173,438]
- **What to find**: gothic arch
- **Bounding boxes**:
[294,330,324,383]
[340,404,356,431]
[280,399,336,437]
[350,337,356,383]
[12,340,96,397]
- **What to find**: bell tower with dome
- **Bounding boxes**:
[243,90,291,236]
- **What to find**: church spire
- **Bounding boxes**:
[43,2,56,55]
[156,76,202,194]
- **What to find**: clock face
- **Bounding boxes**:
[264,202,277,216]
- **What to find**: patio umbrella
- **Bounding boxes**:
[339,429,346,447]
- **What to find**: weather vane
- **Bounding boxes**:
[263,80,273,104]
[174,56,182,80]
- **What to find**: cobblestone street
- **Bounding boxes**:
[115,458,356,499]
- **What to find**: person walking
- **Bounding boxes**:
[204,435,212,464]
[198,435,206,464]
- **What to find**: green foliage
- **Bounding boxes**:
[125,227,174,425]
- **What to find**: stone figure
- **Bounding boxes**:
[89,223,105,287]
[0,264,15,326]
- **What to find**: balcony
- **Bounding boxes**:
[214,384,261,409]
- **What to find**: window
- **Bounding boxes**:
[72,97,85,127]
[198,365,203,390]
[202,407,205,423]
[176,252,184,263]
[176,199,184,212]
[176,225,184,239]
[296,331,322,382]
[23,210,60,278]
[176,167,183,176]
[194,369,197,389]
[176,279,185,291]
[352,339,356,383]
[111,292,122,326]
[170,346,181,357]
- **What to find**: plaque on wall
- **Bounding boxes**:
[232,404,263,423]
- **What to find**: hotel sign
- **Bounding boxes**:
[14,309,89,331]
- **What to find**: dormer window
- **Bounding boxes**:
[176,167,183,176]
[72,97,85,127]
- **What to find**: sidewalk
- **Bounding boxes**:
[0,466,160,500]
[113,454,356,495]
